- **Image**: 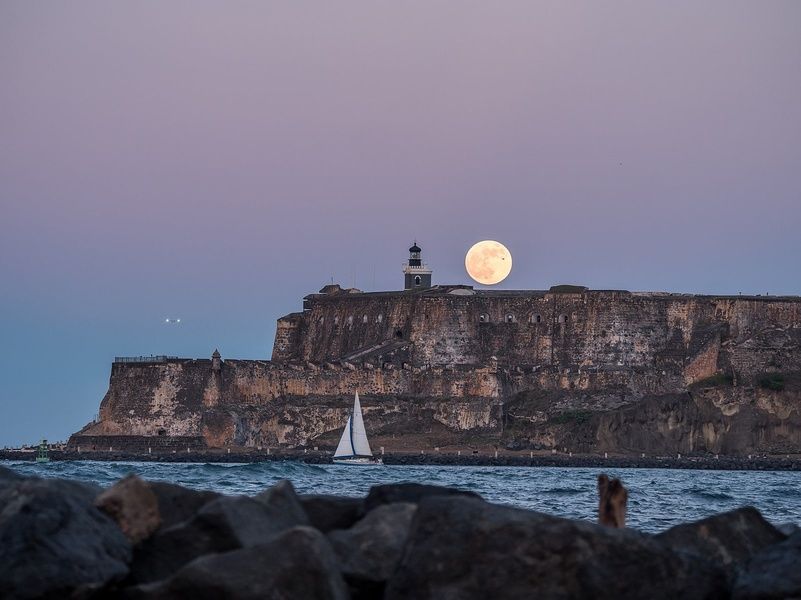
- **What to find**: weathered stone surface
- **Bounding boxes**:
[301,494,364,533]
[68,288,801,457]
[147,481,220,530]
[96,474,160,544]
[364,482,480,512]
[0,477,131,599]
[124,527,349,600]
[129,489,307,583]
[254,479,310,527]
[0,465,23,484]
[733,531,801,599]
[328,502,416,594]
[385,495,727,600]
[656,506,786,574]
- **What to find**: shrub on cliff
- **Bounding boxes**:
[758,374,785,391]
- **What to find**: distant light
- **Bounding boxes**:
[165,318,169,323]
[176,319,181,323]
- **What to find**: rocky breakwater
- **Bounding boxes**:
[1,465,799,599]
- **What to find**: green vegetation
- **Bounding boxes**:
[550,410,593,425]
[758,374,785,392]
[694,373,733,388]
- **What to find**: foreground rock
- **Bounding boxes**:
[301,494,364,533]
[385,495,728,600]
[0,477,131,600]
[147,481,220,530]
[364,482,481,511]
[733,530,801,599]
[129,481,309,583]
[656,506,786,577]
[2,467,799,600]
[328,502,417,597]
[126,526,349,600]
[96,475,161,544]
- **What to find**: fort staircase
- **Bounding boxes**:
[339,338,410,365]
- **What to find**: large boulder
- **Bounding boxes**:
[364,482,480,512]
[124,526,349,600]
[254,479,310,527]
[0,476,132,599]
[385,495,727,600]
[146,481,220,530]
[301,494,364,533]
[656,507,786,576]
[328,503,416,597]
[96,475,161,544]
[129,483,308,583]
[0,465,23,485]
[733,530,801,599]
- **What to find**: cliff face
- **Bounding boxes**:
[71,286,801,455]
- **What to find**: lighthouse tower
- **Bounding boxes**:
[403,242,432,290]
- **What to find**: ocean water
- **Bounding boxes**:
[3,460,801,533]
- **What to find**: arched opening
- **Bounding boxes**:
[395,329,403,339]
[479,313,490,323]
[558,314,569,324]
[362,315,368,323]
[157,429,166,437]
[414,275,421,286]
[530,314,542,324]
[376,314,383,323]
[505,314,516,323]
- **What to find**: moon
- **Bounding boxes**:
[465,240,513,285]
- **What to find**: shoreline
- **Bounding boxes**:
[3,449,801,471]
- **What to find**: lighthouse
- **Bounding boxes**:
[402,242,432,290]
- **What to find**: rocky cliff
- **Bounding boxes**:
[70,285,801,456]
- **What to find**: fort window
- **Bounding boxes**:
[558,314,569,324]
[479,313,490,323]
[157,429,166,436]
[347,316,353,326]
[395,329,403,339]
[376,314,383,323]
[414,275,421,286]
[362,315,368,323]
[334,316,339,325]
[505,314,516,323]
[530,314,542,324]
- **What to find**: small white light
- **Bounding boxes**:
[176,319,181,323]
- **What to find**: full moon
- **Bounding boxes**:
[465,240,513,285]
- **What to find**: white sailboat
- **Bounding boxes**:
[333,391,383,465]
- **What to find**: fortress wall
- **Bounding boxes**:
[275,291,801,381]
[73,290,801,453]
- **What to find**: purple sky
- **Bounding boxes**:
[1,2,800,446]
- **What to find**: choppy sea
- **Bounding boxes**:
[4,460,800,533]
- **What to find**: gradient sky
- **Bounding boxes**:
[1,1,800,447]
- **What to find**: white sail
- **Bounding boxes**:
[333,416,354,458]
[350,391,373,457]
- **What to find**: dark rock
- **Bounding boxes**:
[385,495,727,600]
[0,465,23,484]
[146,481,220,530]
[123,526,349,600]
[254,479,310,527]
[301,494,364,533]
[733,530,801,599]
[656,506,786,575]
[96,475,161,544]
[364,482,481,512]
[129,487,308,583]
[0,477,131,599]
[329,503,416,597]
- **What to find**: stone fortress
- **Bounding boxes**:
[69,244,801,457]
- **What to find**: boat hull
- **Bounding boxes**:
[333,457,383,465]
